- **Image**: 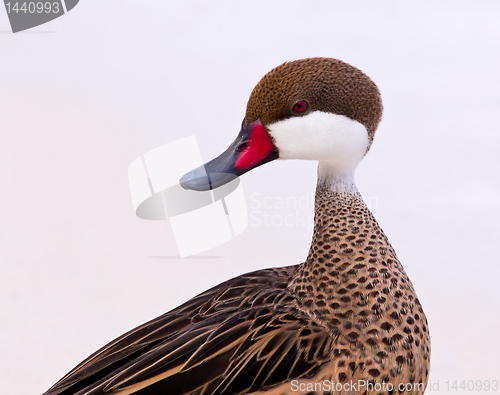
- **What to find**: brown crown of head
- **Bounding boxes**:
[245,57,383,149]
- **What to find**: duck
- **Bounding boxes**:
[43,57,430,395]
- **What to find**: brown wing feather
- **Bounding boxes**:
[44,265,333,395]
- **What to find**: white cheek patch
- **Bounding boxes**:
[267,111,369,173]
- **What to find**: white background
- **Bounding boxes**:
[1,1,499,394]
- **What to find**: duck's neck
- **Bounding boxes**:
[291,182,380,283]
[289,170,405,327]
[317,161,358,194]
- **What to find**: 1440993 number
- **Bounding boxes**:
[445,380,498,391]
[5,2,60,14]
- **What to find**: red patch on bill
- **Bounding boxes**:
[235,122,274,169]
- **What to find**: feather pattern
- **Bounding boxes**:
[44,266,333,395]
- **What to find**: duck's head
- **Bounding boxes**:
[180,57,382,191]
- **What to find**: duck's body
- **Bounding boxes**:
[44,58,430,395]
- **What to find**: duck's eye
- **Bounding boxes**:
[292,100,308,113]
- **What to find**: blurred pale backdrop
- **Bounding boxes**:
[1,1,499,394]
